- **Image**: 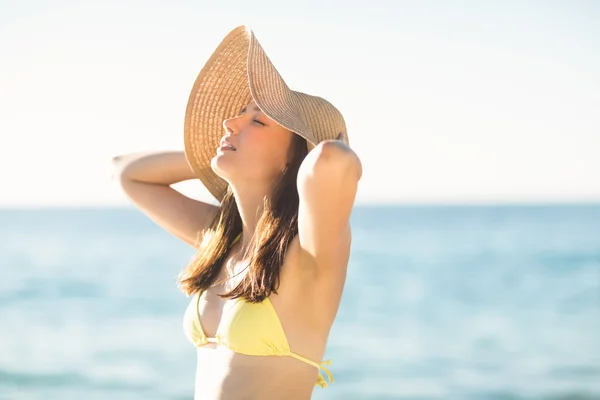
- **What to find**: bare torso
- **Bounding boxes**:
[190,234,349,399]
[193,348,318,400]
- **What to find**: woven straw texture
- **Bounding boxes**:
[184,25,348,202]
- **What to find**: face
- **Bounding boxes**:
[211,100,295,188]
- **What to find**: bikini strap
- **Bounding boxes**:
[315,360,334,388]
[289,353,334,388]
[228,232,333,387]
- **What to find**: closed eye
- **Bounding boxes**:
[253,119,266,126]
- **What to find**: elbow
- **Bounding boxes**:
[299,141,362,185]
[313,141,362,181]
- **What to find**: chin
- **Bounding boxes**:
[211,155,233,181]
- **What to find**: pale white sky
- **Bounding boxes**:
[1,0,599,207]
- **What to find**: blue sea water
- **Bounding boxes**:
[0,205,599,400]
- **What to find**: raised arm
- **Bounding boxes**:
[112,151,219,248]
[297,139,362,273]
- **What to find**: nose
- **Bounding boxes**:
[222,117,237,135]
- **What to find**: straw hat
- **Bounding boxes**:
[183,25,349,202]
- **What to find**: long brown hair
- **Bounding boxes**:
[177,133,309,302]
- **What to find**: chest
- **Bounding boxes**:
[197,260,248,337]
[195,235,313,339]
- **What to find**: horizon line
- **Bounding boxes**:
[1,199,599,210]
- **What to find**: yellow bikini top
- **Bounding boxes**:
[182,234,334,388]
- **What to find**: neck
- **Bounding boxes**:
[230,181,272,255]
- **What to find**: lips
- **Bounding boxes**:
[219,139,237,151]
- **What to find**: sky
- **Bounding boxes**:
[1,0,599,207]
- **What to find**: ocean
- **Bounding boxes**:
[0,205,599,400]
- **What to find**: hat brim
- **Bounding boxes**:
[184,26,347,202]
[184,26,253,202]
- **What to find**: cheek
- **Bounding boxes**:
[255,144,288,170]
[244,138,289,174]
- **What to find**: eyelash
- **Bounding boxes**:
[236,108,265,126]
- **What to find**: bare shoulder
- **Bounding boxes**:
[285,226,352,284]
[277,231,351,328]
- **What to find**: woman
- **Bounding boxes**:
[113,26,362,400]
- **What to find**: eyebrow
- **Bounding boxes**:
[239,105,261,114]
